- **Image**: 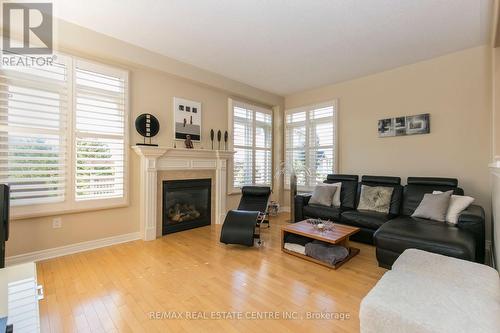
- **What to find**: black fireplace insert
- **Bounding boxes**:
[162,178,211,235]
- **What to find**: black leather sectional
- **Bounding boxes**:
[294,175,485,268]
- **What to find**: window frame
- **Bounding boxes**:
[228,98,273,194]
[4,53,130,220]
[284,100,338,192]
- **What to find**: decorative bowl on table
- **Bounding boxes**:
[306,219,334,231]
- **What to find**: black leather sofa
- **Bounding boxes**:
[294,175,485,267]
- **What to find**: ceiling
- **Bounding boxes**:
[54,0,493,96]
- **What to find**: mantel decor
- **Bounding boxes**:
[210,129,215,149]
[135,113,160,146]
[378,113,430,138]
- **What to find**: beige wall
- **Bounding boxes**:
[5,20,284,257]
[493,48,500,157]
[285,46,493,240]
[492,46,500,266]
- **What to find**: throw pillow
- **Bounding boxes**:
[357,185,394,214]
[309,184,337,207]
[433,191,475,224]
[411,190,453,222]
[322,182,342,207]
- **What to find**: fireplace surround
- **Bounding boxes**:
[133,146,234,240]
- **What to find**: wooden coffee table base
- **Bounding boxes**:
[281,221,361,270]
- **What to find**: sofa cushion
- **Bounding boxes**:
[324,174,359,209]
[402,177,464,216]
[411,190,453,222]
[433,191,475,224]
[341,210,391,230]
[321,182,341,207]
[303,204,340,221]
[374,217,476,261]
[309,184,337,206]
[360,176,403,216]
[357,185,394,213]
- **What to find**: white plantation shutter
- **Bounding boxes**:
[255,111,272,185]
[74,60,127,200]
[233,106,253,187]
[232,101,272,189]
[0,58,69,205]
[0,54,128,217]
[285,102,336,189]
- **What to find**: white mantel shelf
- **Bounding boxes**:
[132,145,235,241]
[132,146,235,158]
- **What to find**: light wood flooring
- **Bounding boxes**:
[37,213,386,333]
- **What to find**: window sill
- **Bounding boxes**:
[284,186,314,193]
[10,198,129,220]
[227,189,242,195]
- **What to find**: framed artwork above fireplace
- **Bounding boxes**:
[174,97,202,142]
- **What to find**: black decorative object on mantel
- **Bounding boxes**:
[217,130,222,150]
[135,113,160,146]
[224,131,228,150]
[210,129,215,150]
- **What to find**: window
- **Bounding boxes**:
[285,101,337,190]
[0,56,69,206]
[74,61,126,201]
[231,100,272,190]
[0,55,128,218]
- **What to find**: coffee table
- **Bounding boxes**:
[281,220,361,269]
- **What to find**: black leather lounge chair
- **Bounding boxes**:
[220,186,271,246]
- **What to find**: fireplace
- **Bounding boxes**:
[162,178,211,234]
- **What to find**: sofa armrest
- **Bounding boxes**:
[294,193,312,222]
[457,204,485,263]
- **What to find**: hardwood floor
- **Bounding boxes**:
[37,213,386,333]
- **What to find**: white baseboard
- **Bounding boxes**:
[280,206,291,213]
[6,232,142,266]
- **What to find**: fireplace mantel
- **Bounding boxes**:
[132,146,235,241]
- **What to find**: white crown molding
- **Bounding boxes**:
[6,232,141,266]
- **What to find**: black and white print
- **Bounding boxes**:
[378,113,430,137]
[174,97,202,141]
[378,118,394,137]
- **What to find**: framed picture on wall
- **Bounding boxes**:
[378,113,430,137]
[394,116,406,136]
[174,97,202,141]
[406,113,430,135]
[378,118,394,137]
